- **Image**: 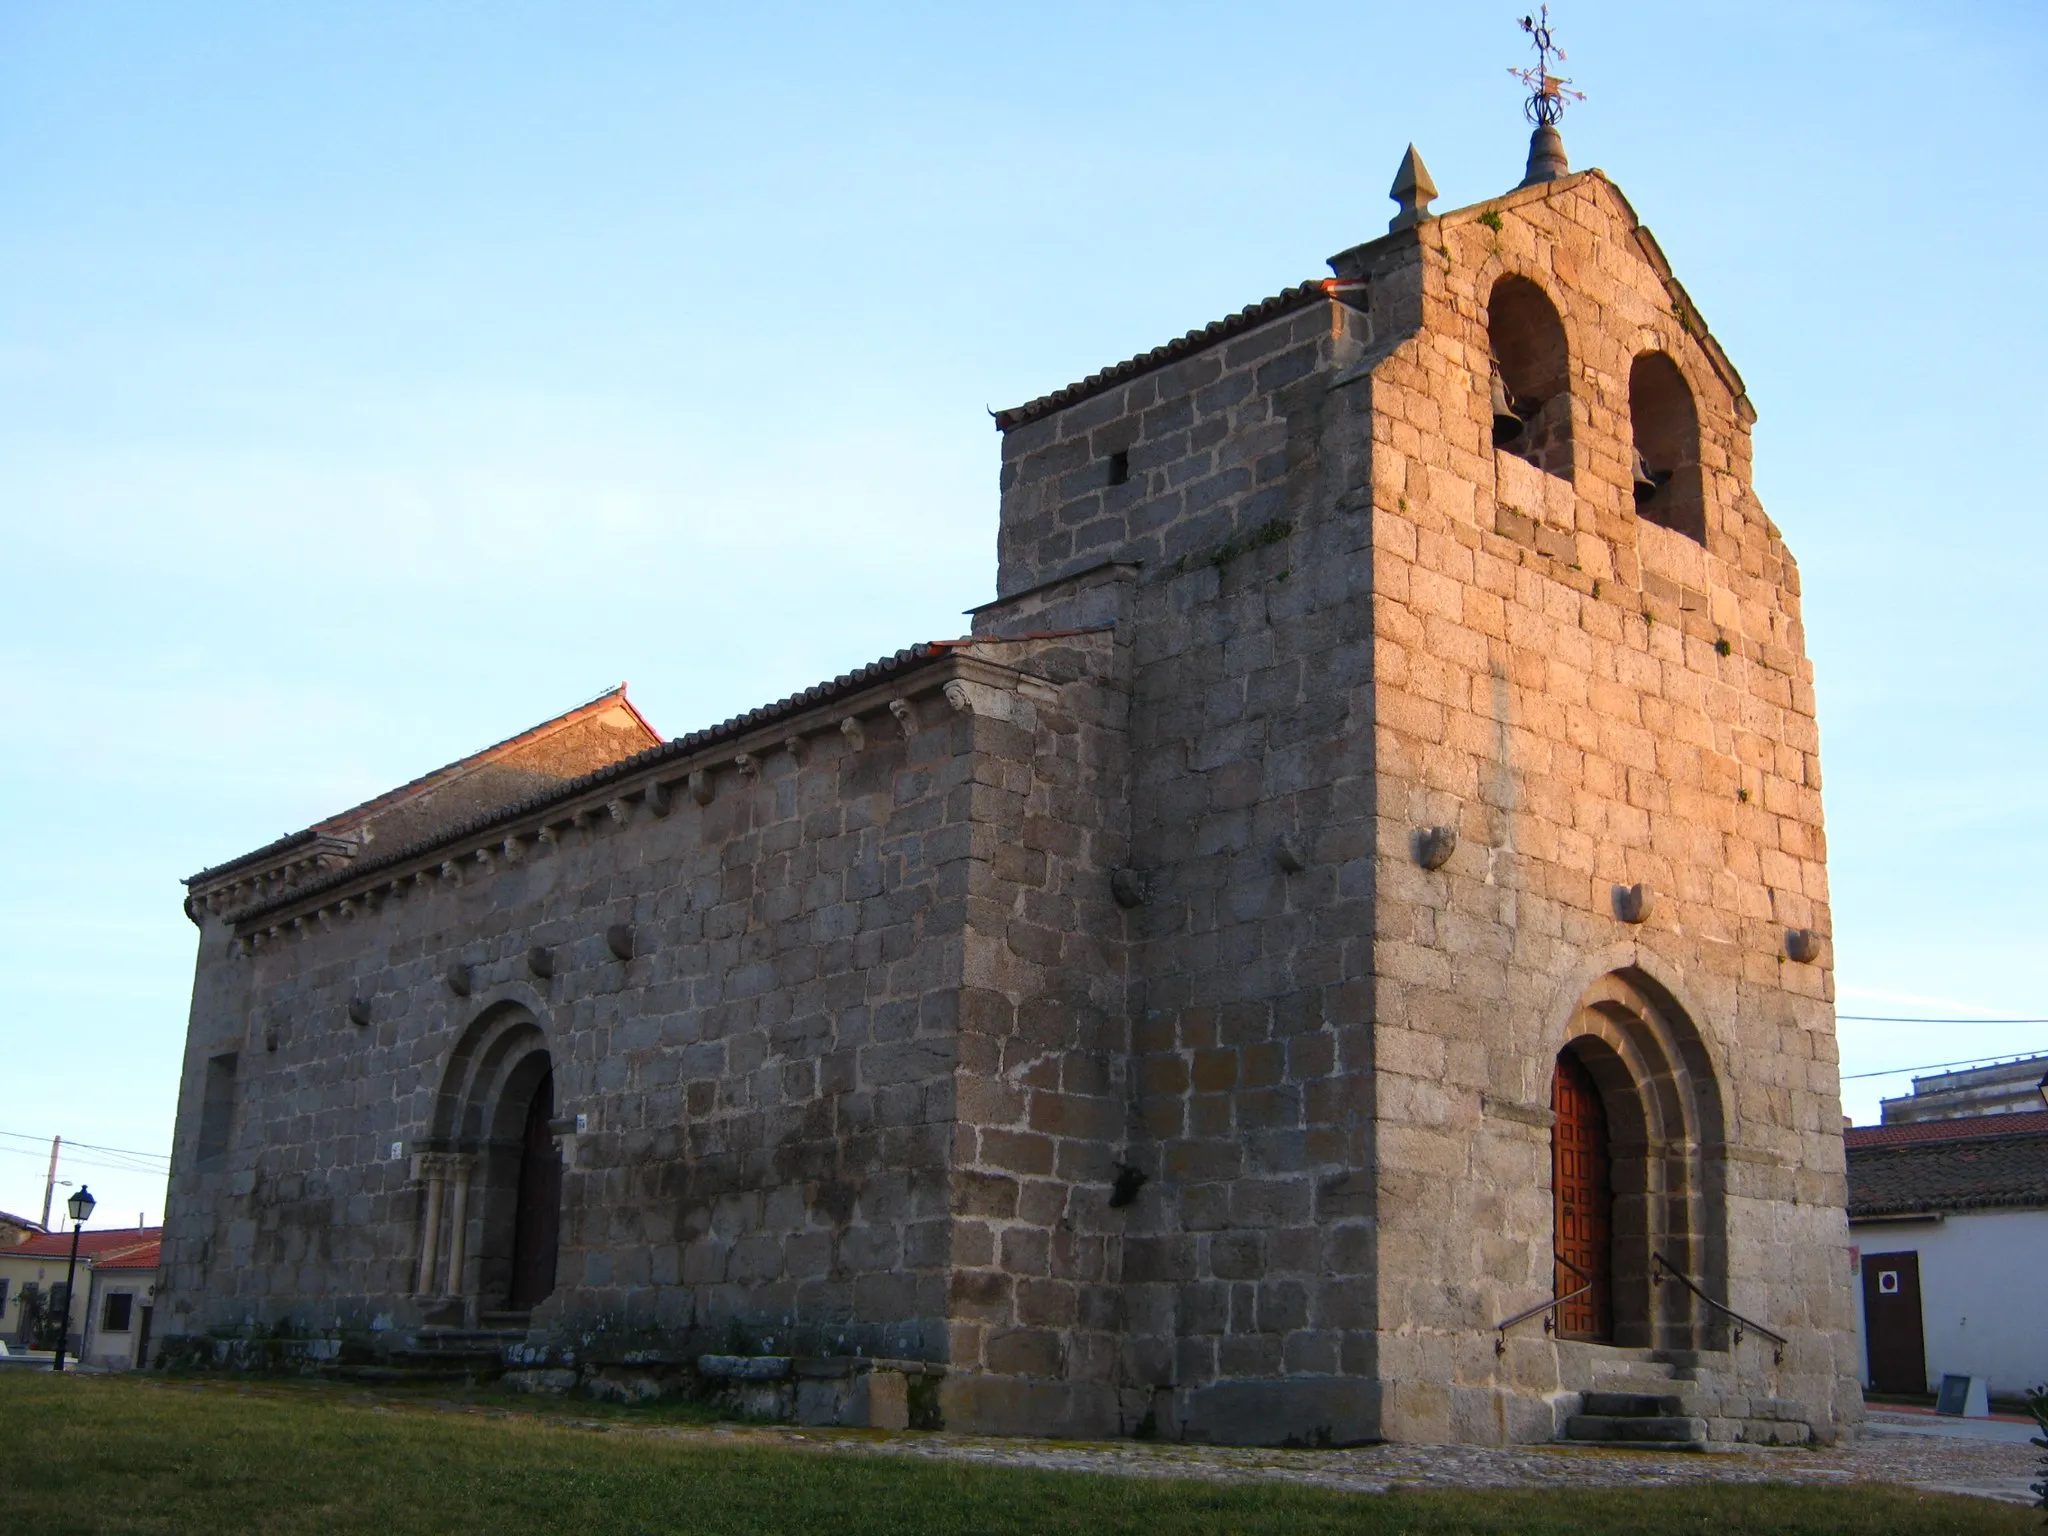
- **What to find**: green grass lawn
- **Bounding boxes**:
[0,1373,2025,1536]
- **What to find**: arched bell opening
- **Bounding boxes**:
[1488,274,1575,481]
[1550,969,1729,1354]
[1628,352,1706,545]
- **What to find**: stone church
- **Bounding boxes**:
[160,118,1861,1446]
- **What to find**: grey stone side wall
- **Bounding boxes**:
[995,303,1346,599]
[1358,175,1858,1444]
[940,630,1137,1436]
[994,299,1397,1445]
[159,680,983,1363]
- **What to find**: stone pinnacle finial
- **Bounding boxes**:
[1388,144,1438,232]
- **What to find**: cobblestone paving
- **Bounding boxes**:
[586,1418,2039,1507]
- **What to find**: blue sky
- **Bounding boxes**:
[2,2,2043,1227]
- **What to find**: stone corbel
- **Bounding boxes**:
[527,945,556,979]
[607,799,632,827]
[447,962,473,998]
[689,769,714,806]
[606,923,635,962]
[473,847,495,876]
[440,860,463,888]
[1785,928,1821,964]
[348,996,372,1028]
[840,716,865,752]
[500,836,524,864]
[537,824,561,853]
[646,780,673,818]
[734,752,757,779]
[941,677,1017,720]
[1413,826,1458,870]
[889,699,918,738]
[783,735,806,764]
[1612,883,1653,925]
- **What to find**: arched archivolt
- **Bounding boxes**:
[416,999,562,1311]
[431,1000,550,1148]
[1550,966,1728,1352]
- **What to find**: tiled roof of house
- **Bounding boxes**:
[1846,1110,2048,1150]
[1846,1118,2048,1218]
[89,1236,161,1271]
[229,643,966,925]
[992,281,1336,432]
[5,1227,162,1262]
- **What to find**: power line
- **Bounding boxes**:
[0,1129,170,1164]
[1842,1051,2048,1082]
[0,1146,171,1177]
[1838,1015,2048,1025]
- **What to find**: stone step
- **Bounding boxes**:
[1563,1413,1710,1445]
[1582,1391,1687,1418]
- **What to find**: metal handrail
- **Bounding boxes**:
[1493,1252,1593,1355]
[1652,1252,1787,1365]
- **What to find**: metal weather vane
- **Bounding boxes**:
[1512,8,1586,126]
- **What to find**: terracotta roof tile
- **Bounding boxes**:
[1845,1111,2048,1150]
[228,642,960,925]
[993,281,1338,432]
[6,1227,162,1261]
[1847,1129,2048,1217]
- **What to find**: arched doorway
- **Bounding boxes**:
[508,1068,561,1310]
[420,1002,564,1316]
[1551,1048,1613,1342]
[1547,968,1728,1351]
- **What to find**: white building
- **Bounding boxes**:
[1880,1052,2048,1124]
[1847,1110,2048,1398]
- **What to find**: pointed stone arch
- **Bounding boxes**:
[1549,965,1728,1352]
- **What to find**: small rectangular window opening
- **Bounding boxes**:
[103,1292,134,1332]
[197,1052,238,1164]
[1106,450,1130,487]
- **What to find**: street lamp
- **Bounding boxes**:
[51,1185,94,1373]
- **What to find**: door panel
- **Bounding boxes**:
[1862,1250,1927,1395]
[1552,1050,1613,1341]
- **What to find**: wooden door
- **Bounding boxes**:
[1551,1050,1613,1341]
[508,1069,561,1311]
[135,1305,154,1369]
[1862,1250,1927,1395]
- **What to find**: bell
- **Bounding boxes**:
[1491,374,1525,447]
[1632,450,1671,505]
